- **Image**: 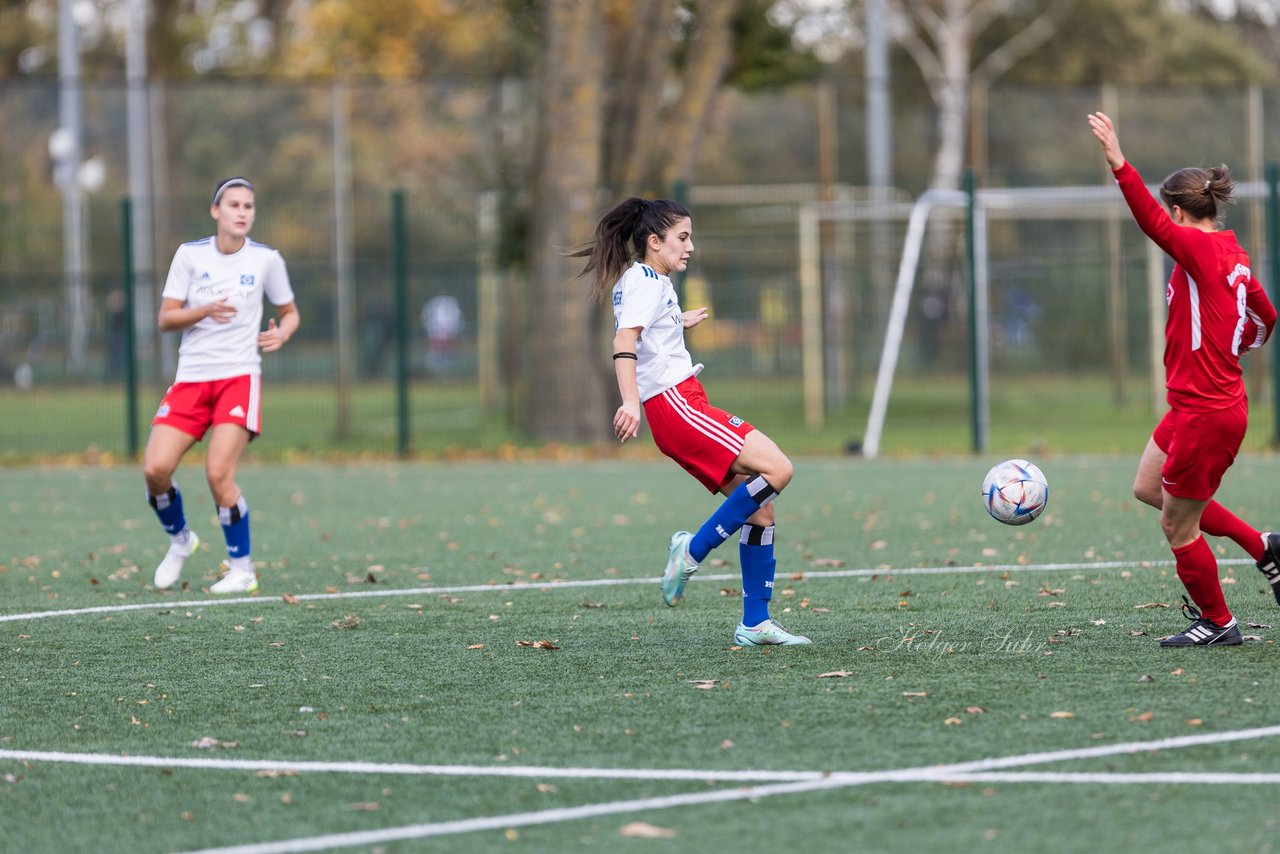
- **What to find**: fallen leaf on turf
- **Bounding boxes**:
[719,588,740,597]
[1137,674,1154,683]
[536,783,558,793]
[516,639,560,650]
[817,670,853,679]
[281,594,299,605]
[1247,622,1272,629]
[467,644,485,650]
[1186,719,1203,726]
[1050,711,1074,718]
[1242,635,1263,641]
[1130,711,1154,722]
[346,802,380,811]
[1133,603,1169,609]
[1038,588,1065,597]
[233,793,251,802]
[902,691,928,698]
[1046,601,1067,608]
[1091,620,1107,626]
[720,739,734,749]
[330,615,361,630]
[1130,630,1147,637]
[255,769,298,778]
[965,706,986,714]
[1170,668,1184,675]
[813,558,844,567]
[687,680,721,690]
[620,822,677,839]
[944,717,962,725]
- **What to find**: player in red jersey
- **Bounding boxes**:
[1088,112,1278,647]
[144,177,299,594]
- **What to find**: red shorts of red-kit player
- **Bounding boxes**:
[152,374,261,440]
[1152,400,1247,501]
[643,375,754,493]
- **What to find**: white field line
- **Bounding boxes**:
[0,557,1247,625]
[8,722,1279,785]
[171,723,1280,854]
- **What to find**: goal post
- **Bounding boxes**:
[797,178,1277,459]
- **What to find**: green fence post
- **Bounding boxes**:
[964,169,981,454]
[392,190,410,457]
[1269,162,1280,447]
[121,197,139,459]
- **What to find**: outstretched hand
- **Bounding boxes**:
[1087,112,1126,171]
[683,307,709,329]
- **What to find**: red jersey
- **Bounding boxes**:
[1114,163,1276,413]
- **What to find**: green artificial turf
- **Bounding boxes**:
[2,456,1279,852]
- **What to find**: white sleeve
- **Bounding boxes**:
[263,250,295,306]
[160,246,192,303]
[615,270,660,331]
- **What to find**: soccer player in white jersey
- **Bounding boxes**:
[574,197,809,645]
[143,176,299,594]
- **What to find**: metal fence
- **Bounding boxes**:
[3,76,1280,457]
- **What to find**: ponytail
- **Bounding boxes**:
[1160,164,1235,226]
[571,197,692,303]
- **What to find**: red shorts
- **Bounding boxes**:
[643,376,754,492]
[1152,401,1247,500]
[152,374,261,440]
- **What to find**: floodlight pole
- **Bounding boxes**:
[58,0,89,375]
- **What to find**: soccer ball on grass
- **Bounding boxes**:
[981,459,1048,525]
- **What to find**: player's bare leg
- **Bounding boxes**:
[143,425,201,589]
[206,423,257,593]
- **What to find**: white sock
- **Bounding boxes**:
[170,529,192,547]
[226,556,254,574]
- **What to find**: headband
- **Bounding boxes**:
[212,177,254,205]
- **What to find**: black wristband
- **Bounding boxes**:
[612,352,638,361]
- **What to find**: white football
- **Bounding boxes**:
[981,459,1048,525]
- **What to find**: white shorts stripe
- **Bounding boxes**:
[247,374,261,433]
[660,387,744,454]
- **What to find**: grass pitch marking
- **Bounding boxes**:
[0,557,1244,625]
[160,723,1280,854]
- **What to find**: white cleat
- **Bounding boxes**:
[154,531,200,590]
[210,560,258,594]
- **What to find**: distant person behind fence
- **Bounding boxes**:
[143,176,300,594]
[422,294,462,374]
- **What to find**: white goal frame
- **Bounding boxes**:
[798,180,1273,459]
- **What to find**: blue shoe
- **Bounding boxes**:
[734,619,811,646]
[661,531,698,606]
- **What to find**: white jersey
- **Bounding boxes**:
[162,236,295,382]
[612,262,702,401]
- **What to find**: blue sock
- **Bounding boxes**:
[148,485,187,536]
[219,496,251,561]
[689,475,777,563]
[740,524,775,626]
